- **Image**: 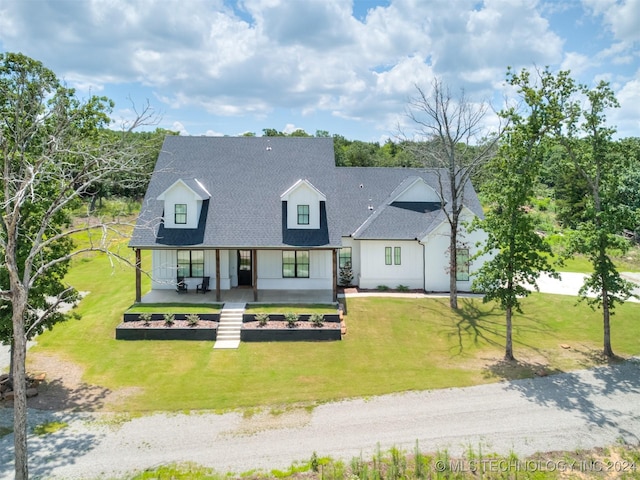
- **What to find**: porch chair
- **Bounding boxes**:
[176,276,188,293]
[196,276,210,294]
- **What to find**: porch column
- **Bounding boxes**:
[215,249,221,302]
[252,249,258,302]
[135,248,142,303]
[332,249,338,302]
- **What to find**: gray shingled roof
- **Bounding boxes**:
[129,136,484,249]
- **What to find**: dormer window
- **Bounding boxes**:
[297,205,310,225]
[175,204,187,224]
[281,179,326,230]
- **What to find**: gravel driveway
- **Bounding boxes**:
[1,359,639,479]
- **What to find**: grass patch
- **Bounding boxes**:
[552,246,640,273]
[245,304,337,314]
[0,426,13,438]
[107,443,640,479]
[127,462,221,479]
[126,303,221,314]
[29,248,640,413]
[33,421,68,436]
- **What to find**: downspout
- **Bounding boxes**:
[418,239,426,292]
[135,248,142,303]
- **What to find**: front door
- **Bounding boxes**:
[238,250,252,286]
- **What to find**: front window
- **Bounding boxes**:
[394,247,401,265]
[283,250,310,278]
[175,204,187,224]
[456,248,470,281]
[177,250,204,277]
[297,204,310,225]
[385,247,392,265]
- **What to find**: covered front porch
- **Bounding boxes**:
[133,247,339,304]
[138,287,336,305]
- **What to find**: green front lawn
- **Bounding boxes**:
[29,250,640,413]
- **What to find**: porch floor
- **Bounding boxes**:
[139,288,335,305]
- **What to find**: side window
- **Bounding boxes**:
[339,247,352,268]
[456,248,470,281]
[385,247,392,265]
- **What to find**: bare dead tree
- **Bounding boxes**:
[401,79,506,309]
[0,52,158,479]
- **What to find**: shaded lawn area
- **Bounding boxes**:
[29,251,640,413]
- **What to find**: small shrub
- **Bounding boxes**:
[310,313,324,327]
[255,313,270,327]
[339,263,354,286]
[284,312,299,328]
[185,313,200,327]
[377,285,389,291]
[163,313,175,327]
[138,312,152,326]
[396,284,409,292]
[310,451,319,473]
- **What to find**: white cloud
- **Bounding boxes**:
[583,0,640,43]
[172,121,190,136]
[0,0,634,139]
[611,75,640,137]
[561,52,595,75]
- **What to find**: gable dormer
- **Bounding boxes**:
[392,177,441,203]
[280,179,326,230]
[157,178,210,229]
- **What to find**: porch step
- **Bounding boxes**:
[213,303,245,350]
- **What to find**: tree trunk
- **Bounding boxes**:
[602,285,614,358]
[449,215,459,310]
[12,293,29,480]
[505,306,515,361]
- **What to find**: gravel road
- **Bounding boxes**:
[1,359,639,479]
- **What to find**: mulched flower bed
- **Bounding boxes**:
[115,320,218,340]
[242,319,342,341]
[118,320,219,329]
[242,320,340,330]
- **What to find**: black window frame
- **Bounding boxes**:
[394,247,401,265]
[297,204,310,225]
[339,247,352,268]
[385,247,392,265]
[177,250,204,277]
[174,203,187,224]
[282,250,310,278]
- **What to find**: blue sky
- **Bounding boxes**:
[0,0,638,142]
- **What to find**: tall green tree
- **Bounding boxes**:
[473,73,556,360]
[510,67,636,358]
[0,52,154,479]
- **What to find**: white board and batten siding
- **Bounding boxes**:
[421,209,490,292]
[257,249,334,290]
[357,240,424,290]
